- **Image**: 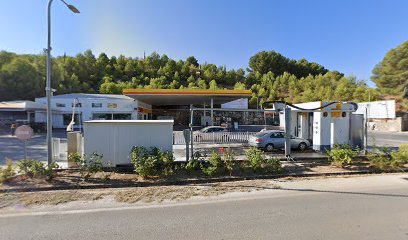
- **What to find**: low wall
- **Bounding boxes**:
[84,120,173,166]
[369,116,407,132]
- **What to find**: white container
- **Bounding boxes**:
[83,120,174,166]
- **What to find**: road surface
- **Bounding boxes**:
[368,131,408,147]
[1,174,407,240]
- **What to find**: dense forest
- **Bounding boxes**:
[1,46,401,108]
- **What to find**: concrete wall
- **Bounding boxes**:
[369,117,407,132]
[221,98,248,109]
[356,100,396,119]
[83,120,173,166]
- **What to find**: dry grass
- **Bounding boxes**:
[0,179,280,209]
[0,190,107,208]
[114,180,280,203]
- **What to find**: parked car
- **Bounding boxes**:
[248,130,310,152]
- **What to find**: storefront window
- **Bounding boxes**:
[63,114,81,125]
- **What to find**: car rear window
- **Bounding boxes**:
[254,132,268,137]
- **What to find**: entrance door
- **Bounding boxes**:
[297,113,302,137]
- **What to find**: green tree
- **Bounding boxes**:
[372,41,408,96]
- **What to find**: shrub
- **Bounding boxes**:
[244,147,283,174]
[185,152,205,173]
[130,146,174,178]
[391,144,408,163]
[68,152,82,166]
[327,145,359,167]
[0,159,16,183]
[17,159,59,180]
[245,147,266,173]
[222,148,236,176]
[368,145,408,171]
[201,151,223,176]
[263,157,283,174]
[74,152,110,181]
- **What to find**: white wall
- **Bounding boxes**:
[355,100,396,119]
[221,98,248,109]
[83,120,173,166]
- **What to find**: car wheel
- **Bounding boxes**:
[265,144,274,152]
[298,142,307,151]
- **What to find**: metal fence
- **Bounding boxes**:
[173,131,258,144]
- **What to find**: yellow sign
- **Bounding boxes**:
[107,103,117,108]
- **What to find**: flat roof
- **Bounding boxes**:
[36,93,133,101]
[0,101,47,111]
[85,120,174,123]
[123,89,252,105]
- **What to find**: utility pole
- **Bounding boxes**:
[46,0,80,165]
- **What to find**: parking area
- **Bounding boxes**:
[0,129,68,167]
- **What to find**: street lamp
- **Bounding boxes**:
[46,0,80,165]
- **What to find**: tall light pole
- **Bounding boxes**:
[46,0,80,165]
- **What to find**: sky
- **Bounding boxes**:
[1,0,408,87]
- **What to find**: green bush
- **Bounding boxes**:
[74,152,111,181]
[68,152,82,166]
[0,159,16,183]
[185,152,205,173]
[327,145,359,167]
[17,159,59,180]
[222,148,236,176]
[368,145,408,171]
[130,146,174,178]
[391,144,408,163]
[264,157,284,174]
[245,147,267,173]
[245,147,283,174]
[201,151,223,176]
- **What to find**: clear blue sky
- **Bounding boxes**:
[1,0,408,86]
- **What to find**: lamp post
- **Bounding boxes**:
[46,0,80,165]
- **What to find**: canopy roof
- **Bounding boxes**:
[123,89,252,105]
[0,101,46,111]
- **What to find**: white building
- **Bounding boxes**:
[0,100,48,124]
[35,94,152,129]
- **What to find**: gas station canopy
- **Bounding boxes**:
[123,89,252,105]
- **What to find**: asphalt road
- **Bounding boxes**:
[368,131,408,147]
[1,174,407,240]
